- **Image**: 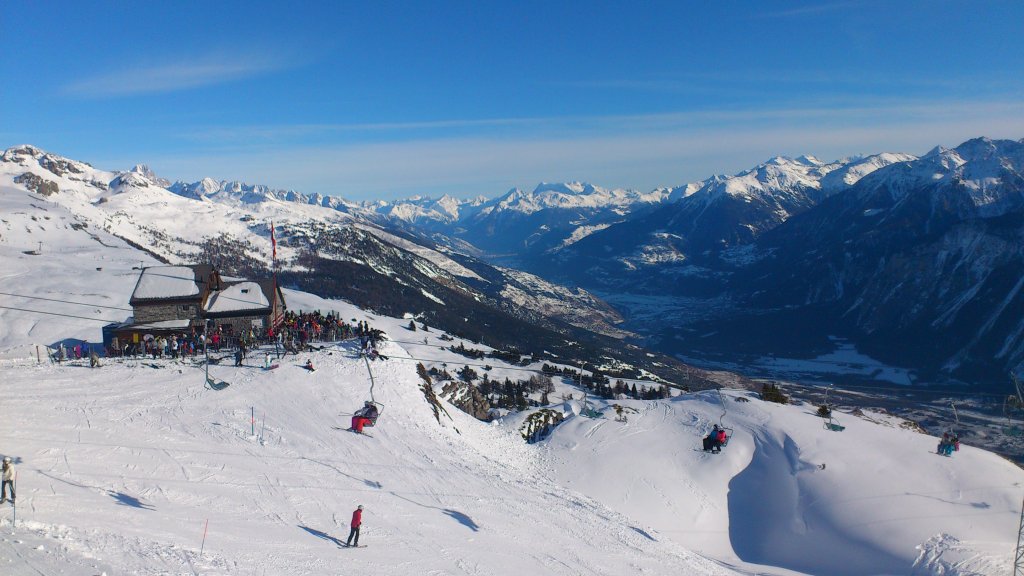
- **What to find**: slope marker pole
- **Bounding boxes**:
[10,472,16,530]
[200,518,209,556]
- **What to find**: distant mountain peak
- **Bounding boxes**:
[128,164,171,187]
[795,154,824,166]
[533,181,590,195]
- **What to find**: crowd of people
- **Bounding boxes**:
[83,310,383,363]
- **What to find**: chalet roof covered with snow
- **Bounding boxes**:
[204,281,271,314]
[130,265,215,302]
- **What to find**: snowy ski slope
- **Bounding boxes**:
[1,177,1022,575]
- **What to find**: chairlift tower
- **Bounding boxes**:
[1015,494,1024,576]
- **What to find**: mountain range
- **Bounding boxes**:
[0,145,706,388]
[4,137,1024,390]
[374,138,1024,389]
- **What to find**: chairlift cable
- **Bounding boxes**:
[0,291,133,311]
[0,304,122,324]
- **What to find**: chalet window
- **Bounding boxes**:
[180,305,191,313]
[241,289,249,294]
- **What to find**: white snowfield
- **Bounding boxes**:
[0,333,1019,576]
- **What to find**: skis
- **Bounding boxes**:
[331,424,372,436]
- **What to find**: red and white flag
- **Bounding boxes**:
[270,221,277,262]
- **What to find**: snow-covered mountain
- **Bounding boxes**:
[530,151,917,292]
[8,137,1024,387]
[375,181,672,258]
[0,190,1020,575]
[0,144,690,384]
[718,137,1024,384]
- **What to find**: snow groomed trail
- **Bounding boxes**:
[0,336,739,576]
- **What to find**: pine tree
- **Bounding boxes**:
[761,382,789,404]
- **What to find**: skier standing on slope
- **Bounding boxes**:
[346,505,363,546]
[1,457,14,504]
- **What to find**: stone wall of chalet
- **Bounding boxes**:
[210,314,269,337]
[133,302,202,324]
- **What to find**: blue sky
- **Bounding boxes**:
[4,1,1023,201]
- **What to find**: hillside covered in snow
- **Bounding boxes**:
[1,152,1022,576]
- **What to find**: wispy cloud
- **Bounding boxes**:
[64,51,291,97]
[174,99,1024,147]
[756,1,865,18]
[554,70,1023,96]
[138,97,1024,202]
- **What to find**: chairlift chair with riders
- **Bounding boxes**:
[702,389,734,453]
[937,401,961,456]
[1004,374,1024,437]
[354,354,384,427]
[822,385,845,432]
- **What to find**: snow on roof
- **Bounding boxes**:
[204,281,270,314]
[133,266,200,300]
[126,319,193,331]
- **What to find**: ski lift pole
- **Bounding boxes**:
[362,354,377,404]
[717,388,728,427]
[204,319,211,385]
[11,472,16,529]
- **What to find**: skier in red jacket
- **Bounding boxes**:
[346,505,363,547]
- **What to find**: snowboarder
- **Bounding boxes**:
[89,350,101,368]
[234,348,244,367]
[1,456,14,504]
[350,401,379,433]
[346,505,363,546]
[264,353,272,370]
[303,359,315,371]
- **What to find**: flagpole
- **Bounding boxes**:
[270,221,282,331]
